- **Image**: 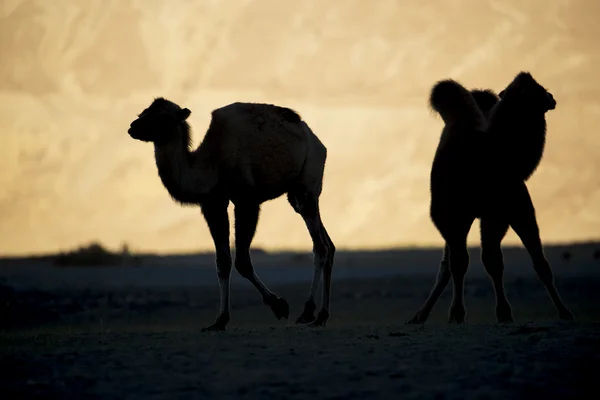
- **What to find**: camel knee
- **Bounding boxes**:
[234,257,254,280]
[448,247,469,277]
[313,245,327,267]
[215,251,232,280]
[328,239,336,259]
[436,261,451,281]
[481,247,503,274]
[314,240,334,268]
[533,259,555,285]
[217,265,232,280]
[327,242,336,270]
[450,246,469,263]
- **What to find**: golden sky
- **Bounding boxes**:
[1,0,599,255]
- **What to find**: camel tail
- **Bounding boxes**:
[429,79,486,127]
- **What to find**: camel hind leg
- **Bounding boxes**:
[480,217,513,323]
[408,206,473,324]
[288,190,336,327]
[434,209,474,324]
[446,236,472,323]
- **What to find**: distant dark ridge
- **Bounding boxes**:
[1,240,599,264]
[0,242,141,266]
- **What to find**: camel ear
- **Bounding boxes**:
[498,90,505,98]
[179,108,191,121]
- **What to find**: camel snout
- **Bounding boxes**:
[547,93,556,110]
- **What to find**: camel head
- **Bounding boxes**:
[498,72,556,113]
[128,98,191,143]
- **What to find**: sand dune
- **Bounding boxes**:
[1,0,599,255]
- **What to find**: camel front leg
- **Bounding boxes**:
[480,218,513,323]
[234,203,289,321]
[201,200,232,331]
[509,183,574,321]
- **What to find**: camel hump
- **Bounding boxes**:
[212,102,302,125]
[430,79,486,129]
[276,106,302,124]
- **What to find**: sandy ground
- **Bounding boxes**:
[1,246,600,399]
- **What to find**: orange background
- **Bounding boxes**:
[1,0,599,255]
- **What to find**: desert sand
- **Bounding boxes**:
[1,243,599,398]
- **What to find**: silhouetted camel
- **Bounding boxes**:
[408,72,574,324]
[128,98,335,331]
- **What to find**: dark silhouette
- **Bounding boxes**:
[128,98,335,331]
[561,251,572,262]
[408,72,574,324]
[594,249,600,260]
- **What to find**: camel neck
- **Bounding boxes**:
[489,105,547,181]
[153,126,214,204]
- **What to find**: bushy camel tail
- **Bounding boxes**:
[429,79,486,129]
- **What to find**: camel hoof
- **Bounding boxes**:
[559,310,575,321]
[269,297,290,320]
[448,305,466,324]
[308,309,329,327]
[496,305,514,324]
[201,313,229,332]
[406,311,428,324]
[296,313,316,324]
[296,300,317,324]
[201,324,226,332]
[448,316,466,324]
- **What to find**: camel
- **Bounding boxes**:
[408,72,574,324]
[128,98,335,331]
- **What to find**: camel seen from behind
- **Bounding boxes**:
[408,72,574,324]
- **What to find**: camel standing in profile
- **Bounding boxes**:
[128,98,335,331]
[408,72,574,324]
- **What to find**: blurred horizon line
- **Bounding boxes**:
[2,238,599,261]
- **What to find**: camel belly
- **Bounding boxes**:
[225,149,305,203]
